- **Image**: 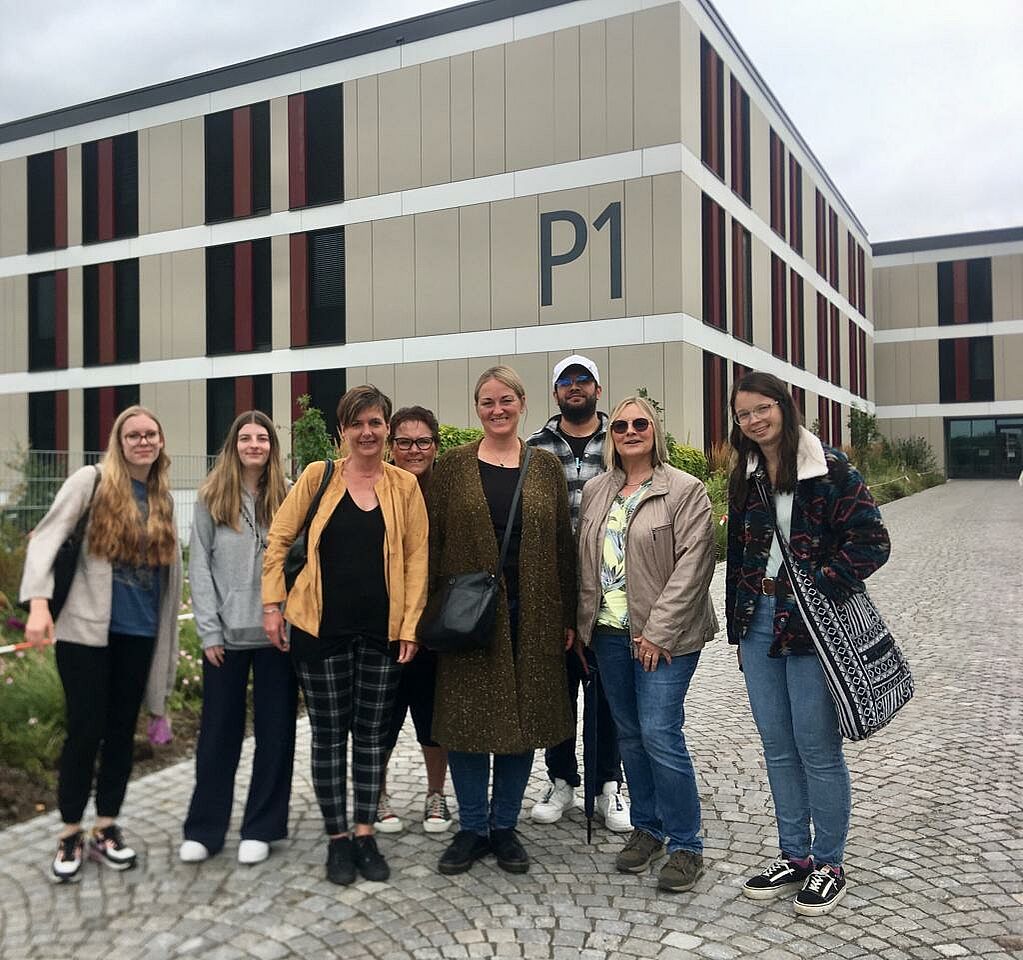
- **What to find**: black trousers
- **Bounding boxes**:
[544,646,623,789]
[55,633,156,824]
[183,647,298,854]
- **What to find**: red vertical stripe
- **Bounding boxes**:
[709,357,723,446]
[55,391,68,452]
[53,149,67,249]
[789,270,802,368]
[952,261,969,324]
[847,234,856,306]
[289,233,309,346]
[235,376,254,414]
[99,386,117,441]
[817,294,829,380]
[54,270,68,369]
[97,138,115,241]
[234,241,254,352]
[857,247,866,315]
[830,306,840,385]
[848,319,858,395]
[291,371,310,423]
[859,328,867,398]
[288,94,307,209]
[831,401,842,446]
[954,339,970,401]
[98,262,116,364]
[818,397,829,441]
[232,107,252,218]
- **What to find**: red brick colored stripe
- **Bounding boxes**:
[288,94,306,209]
[232,107,252,218]
[98,262,116,364]
[291,371,310,423]
[99,386,117,442]
[235,376,254,414]
[53,149,67,249]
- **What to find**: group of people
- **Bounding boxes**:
[20,356,890,918]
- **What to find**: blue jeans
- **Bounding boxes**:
[591,629,703,854]
[741,596,850,865]
[448,750,534,836]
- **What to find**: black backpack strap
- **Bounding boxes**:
[496,446,531,571]
[300,460,334,533]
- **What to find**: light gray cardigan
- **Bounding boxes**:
[19,464,183,715]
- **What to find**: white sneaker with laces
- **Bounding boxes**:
[530,778,576,824]
[594,782,632,833]
[422,792,453,834]
[179,840,210,863]
[238,840,270,864]
[374,792,404,834]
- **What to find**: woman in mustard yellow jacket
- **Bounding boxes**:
[262,385,428,887]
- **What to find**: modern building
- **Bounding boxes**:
[0,0,991,478]
[872,227,1023,478]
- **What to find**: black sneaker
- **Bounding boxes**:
[438,829,490,875]
[88,825,136,871]
[794,864,847,916]
[353,835,390,882]
[489,828,529,874]
[326,836,356,886]
[51,830,85,884]
[742,855,814,900]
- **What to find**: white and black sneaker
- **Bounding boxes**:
[742,855,814,900]
[88,824,137,871]
[794,864,847,916]
[51,830,85,884]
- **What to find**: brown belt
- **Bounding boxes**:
[760,577,788,598]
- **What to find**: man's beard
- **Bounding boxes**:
[559,394,598,425]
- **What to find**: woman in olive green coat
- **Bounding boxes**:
[428,366,576,876]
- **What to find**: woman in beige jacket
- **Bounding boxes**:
[577,396,717,895]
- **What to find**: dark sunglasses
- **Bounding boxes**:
[610,417,651,435]
[554,373,594,388]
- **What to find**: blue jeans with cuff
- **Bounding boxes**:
[447,750,534,836]
[740,595,850,865]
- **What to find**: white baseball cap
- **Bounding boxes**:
[552,354,601,388]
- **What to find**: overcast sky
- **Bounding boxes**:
[1,0,1020,242]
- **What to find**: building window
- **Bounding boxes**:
[937,258,992,326]
[814,190,827,278]
[290,227,346,348]
[857,246,866,316]
[702,195,726,330]
[292,367,347,442]
[790,270,804,369]
[205,240,272,356]
[703,351,728,453]
[828,207,839,289]
[830,305,841,385]
[289,84,343,208]
[788,156,803,256]
[848,319,859,396]
[81,132,138,244]
[28,270,67,371]
[83,260,139,366]
[816,293,829,381]
[847,233,857,311]
[27,149,67,253]
[207,375,273,455]
[205,102,271,223]
[29,390,68,453]
[731,221,752,342]
[84,385,139,454]
[700,37,724,180]
[769,129,785,238]
[729,76,750,203]
[939,337,994,404]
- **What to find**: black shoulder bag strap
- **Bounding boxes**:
[496,446,531,575]
[300,459,334,535]
[753,470,801,589]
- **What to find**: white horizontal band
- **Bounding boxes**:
[874,319,1023,343]
[875,400,1023,420]
[872,238,1023,268]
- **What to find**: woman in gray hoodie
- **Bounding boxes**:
[179,411,297,865]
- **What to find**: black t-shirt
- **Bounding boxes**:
[291,491,389,662]
[558,427,598,462]
[478,460,522,606]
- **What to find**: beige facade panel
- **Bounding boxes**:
[880,416,946,471]
[473,46,506,178]
[802,278,818,372]
[67,145,82,248]
[750,236,770,352]
[552,28,581,164]
[907,341,938,405]
[345,221,373,343]
[392,360,440,413]
[171,250,206,359]
[505,33,556,172]
[270,96,290,214]
[458,204,491,332]
[141,379,206,462]
[995,334,1023,400]
[356,76,380,199]
[498,350,550,415]
[138,254,163,362]
[873,342,896,405]
[67,389,84,457]
[679,6,701,160]
[490,197,538,329]
[605,14,635,156]
[539,187,590,327]
[67,268,82,369]
[651,174,683,316]
[0,393,27,450]
[0,276,28,373]
[590,181,626,322]
[140,122,182,234]
[748,101,769,227]
[578,20,608,160]
[680,177,702,320]
[372,217,415,340]
[270,234,290,350]
[420,59,452,187]
[875,341,938,405]
[634,4,681,149]
[414,208,460,337]
[449,52,475,183]
[181,118,205,228]
[377,66,422,194]
[0,156,26,258]
[915,262,937,328]
[607,343,665,413]
[992,253,1023,321]
[360,364,397,401]
[624,178,653,317]
[271,373,292,458]
[436,357,473,427]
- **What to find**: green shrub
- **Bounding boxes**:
[892,436,938,475]
[167,618,205,713]
[0,521,27,615]
[291,395,337,473]
[848,406,880,463]
[0,646,65,780]
[438,424,484,454]
[668,442,709,481]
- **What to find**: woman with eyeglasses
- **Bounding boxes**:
[262,385,428,886]
[20,406,182,883]
[576,396,718,894]
[179,411,297,866]
[726,371,890,916]
[373,406,453,836]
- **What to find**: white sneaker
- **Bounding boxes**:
[238,840,270,864]
[530,778,576,824]
[179,840,210,863]
[374,792,404,834]
[594,782,632,833]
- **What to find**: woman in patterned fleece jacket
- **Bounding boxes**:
[725,371,890,918]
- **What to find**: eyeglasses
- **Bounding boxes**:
[392,437,436,451]
[124,431,160,445]
[610,417,652,435]
[554,373,594,388]
[733,401,780,425]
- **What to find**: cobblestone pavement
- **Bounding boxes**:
[1,480,1021,960]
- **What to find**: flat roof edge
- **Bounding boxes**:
[872,225,1023,257]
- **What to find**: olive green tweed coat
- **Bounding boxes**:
[428,440,576,754]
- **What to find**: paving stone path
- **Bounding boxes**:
[1,480,1021,960]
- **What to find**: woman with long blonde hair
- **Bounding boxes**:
[21,405,183,883]
[180,410,297,866]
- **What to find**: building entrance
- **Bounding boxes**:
[945,417,1023,478]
